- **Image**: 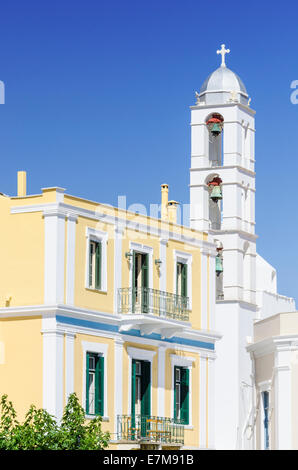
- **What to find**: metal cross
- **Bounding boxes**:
[217,44,230,67]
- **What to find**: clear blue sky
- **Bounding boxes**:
[0,0,297,301]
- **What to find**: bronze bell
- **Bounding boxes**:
[210,185,222,203]
[210,122,222,136]
[216,254,223,275]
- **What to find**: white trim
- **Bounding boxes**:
[173,250,193,310]
[85,227,108,293]
[207,356,215,448]
[114,339,124,433]
[65,331,76,401]
[0,303,220,350]
[200,249,208,329]
[170,354,194,426]
[66,215,77,305]
[127,346,156,362]
[81,341,109,419]
[114,226,124,313]
[127,346,156,415]
[11,201,216,252]
[42,316,64,421]
[157,345,167,417]
[199,355,207,449]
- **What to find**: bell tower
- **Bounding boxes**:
[190,45,257,449]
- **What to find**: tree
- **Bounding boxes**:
[0,393,110,450]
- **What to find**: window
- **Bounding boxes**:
[176,262,188,311]
[262,391,269,450]
[176,262,187,298]
[174,366,189,424]
[86,352,104,416]
[131,359,151,417]
[89,240,102,290]
[132,252,149,313]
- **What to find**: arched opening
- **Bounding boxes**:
[206,113,224,167]
[215,240,224,300]
[206,174,223,230]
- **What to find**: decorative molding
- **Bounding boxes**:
[11,202,215,252]
[81,341,109,419]
[85,226,108,293]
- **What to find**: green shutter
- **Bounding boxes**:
[142,254,149,313]
[181,263,187,298]
[176,263,179,296]
[132,252,136,313]
[89,243,93,287]
[173,366,178,420]
[141,254,149,288]
[131,359,136,418]
[141,360,151,417]
[180,368,189,425]
[95,355,104,415]
[86,352,90,414]
[95,242,102,290]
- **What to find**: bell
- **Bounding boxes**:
[216,255,223,275]
[210,185,222,202]
[210,123,222,136]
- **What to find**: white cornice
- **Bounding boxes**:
[0,303,220,347]
[11,202,215,251]
[247,335,298,358]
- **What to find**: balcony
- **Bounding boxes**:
[117,415,184,446]
[117,288,190,338]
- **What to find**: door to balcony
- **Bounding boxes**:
[131,359,151,439]
[133,252,149,313]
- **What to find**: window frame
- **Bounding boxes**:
[82,341,109,419]
[173,250,192,310]
[85,227,108,293]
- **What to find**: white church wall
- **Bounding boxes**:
[256,254,295,319]
[215,301,255,449]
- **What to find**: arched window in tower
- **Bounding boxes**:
[215,240,224,300]
[206,113,224,167]
[207,175,223,230]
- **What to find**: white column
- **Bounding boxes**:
[200,249,208,330]
[66,214,77,305]
[199,354,207,448]
[208,251,216,331]
[42,317,64,421]
[207,356,216,449]
[65,331,76,403]
[114,226,124,313]
[190,184,209,232]
[159,238,168,292]
[157,345,167,417]
[44,209,66,304]
[114,339,124,435]
[274,348,292,449]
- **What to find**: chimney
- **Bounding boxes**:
[17,171,27,197]
[167,200,179,224]
[161,184,169,220]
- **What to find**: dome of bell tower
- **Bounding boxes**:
[198,44,249,106]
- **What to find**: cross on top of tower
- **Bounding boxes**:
[217,44,230,68]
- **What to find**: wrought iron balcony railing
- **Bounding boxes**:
[117,415,184,445]
[118,287,189,322]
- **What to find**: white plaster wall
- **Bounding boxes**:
[215,301,255,449]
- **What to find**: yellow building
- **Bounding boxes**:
[0,173,220,449]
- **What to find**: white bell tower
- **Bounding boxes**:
[190,45,257,449]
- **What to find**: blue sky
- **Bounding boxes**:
[0,0,298,301]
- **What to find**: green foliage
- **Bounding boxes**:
[0,393,110,450]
